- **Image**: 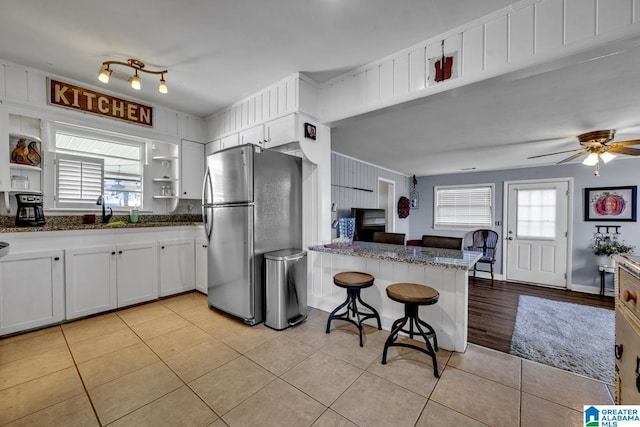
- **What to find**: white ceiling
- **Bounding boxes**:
[2,0,640,176]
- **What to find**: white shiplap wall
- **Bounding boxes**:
[319,0,640,124]
[331,152,410,237]
[0,60,205,144]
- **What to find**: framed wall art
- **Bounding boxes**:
[584,186,637,222]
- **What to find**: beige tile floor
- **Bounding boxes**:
[0,291,614,426]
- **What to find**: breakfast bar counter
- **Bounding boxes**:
[307,242,482,352]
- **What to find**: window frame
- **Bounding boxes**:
[51,123,147,211]
[433,183,495,230]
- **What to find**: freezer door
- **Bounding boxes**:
[208,145,254,204]
[207,205,255,321]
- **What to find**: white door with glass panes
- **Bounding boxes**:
[505,180,570,288]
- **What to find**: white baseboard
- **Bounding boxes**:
[569,283,614,297]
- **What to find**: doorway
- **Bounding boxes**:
[504,178,572,288]
[378,178,395,232]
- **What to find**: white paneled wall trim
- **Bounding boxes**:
[319,0,640,124]
[0,60,204,144]
[205,73,320,141]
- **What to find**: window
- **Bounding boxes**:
[53,125,145,209]
[434,184,494,229]
[516,188,556,239]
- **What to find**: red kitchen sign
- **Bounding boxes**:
[48,78,153,127]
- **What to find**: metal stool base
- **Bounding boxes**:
[381,302,439,377]
[326,288,382,347]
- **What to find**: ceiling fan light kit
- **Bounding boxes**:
[528,128,640,175]
[98,58,168,94]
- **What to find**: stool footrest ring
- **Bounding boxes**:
[381,302,439,378]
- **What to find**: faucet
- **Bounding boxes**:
[96,195,113,224]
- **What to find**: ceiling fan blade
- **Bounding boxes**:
[557,149,589,164]
[527,148,582,159]
[608,146,640,156]
[610,139,640,147]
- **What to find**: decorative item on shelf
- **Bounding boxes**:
[98,58,168,94]
[11,175,30,190]
[10,135,41,167]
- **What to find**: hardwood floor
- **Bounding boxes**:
[467,276,614,353]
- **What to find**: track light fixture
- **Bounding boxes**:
[98,58,168,94]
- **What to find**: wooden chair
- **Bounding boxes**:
[372,231,406,245]
[469,229,499,282]
[420,235,463,250]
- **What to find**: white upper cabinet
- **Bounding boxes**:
[180,140,205,199]
[264,114,297,149]
[239,125,265,146]
[221,133,240,150]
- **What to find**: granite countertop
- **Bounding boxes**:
[0,214,202,233]
[308,241,483,270]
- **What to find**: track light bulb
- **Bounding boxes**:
[131,72,141,90]
[599,151,616,163]
[159,76,168,94]
[582,152,599,166]
[98,66,111,83]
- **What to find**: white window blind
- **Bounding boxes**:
[56,153,104,206]
[434,185,493,229]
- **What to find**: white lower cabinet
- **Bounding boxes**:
[195,238,208,294]
[159,239,195,296]
[65,242,158,320]
[0,250,64,335]
[116,242,159,307]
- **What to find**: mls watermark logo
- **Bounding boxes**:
[584,405,640,426]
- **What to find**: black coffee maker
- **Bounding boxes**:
[15,193,46,226]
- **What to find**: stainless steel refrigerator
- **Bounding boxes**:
[202,144,302,325]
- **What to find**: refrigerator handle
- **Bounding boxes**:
[202,167,213,239]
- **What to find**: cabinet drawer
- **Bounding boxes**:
[616,307,640,404]
[619,268,640,317]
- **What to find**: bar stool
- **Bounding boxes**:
[382,283,440,377]
[325,271,382,347]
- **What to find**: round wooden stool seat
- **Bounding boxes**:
[333,271,375,288]
[326,271,381,346]
[385,283,439,305]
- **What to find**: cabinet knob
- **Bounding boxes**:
[161,246,165,249]
[184,191,187,195]
[118,250,123,255]
[54,257,60,261]
[112,251,116,255]
[203,244,208,248]
[624,289,637,303]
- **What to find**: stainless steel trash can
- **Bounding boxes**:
[264,249,307,330]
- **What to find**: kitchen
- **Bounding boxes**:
[1,0,639,425]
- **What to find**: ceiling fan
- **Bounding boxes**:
[528,129,640,165]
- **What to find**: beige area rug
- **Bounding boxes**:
[509,295,614,384]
